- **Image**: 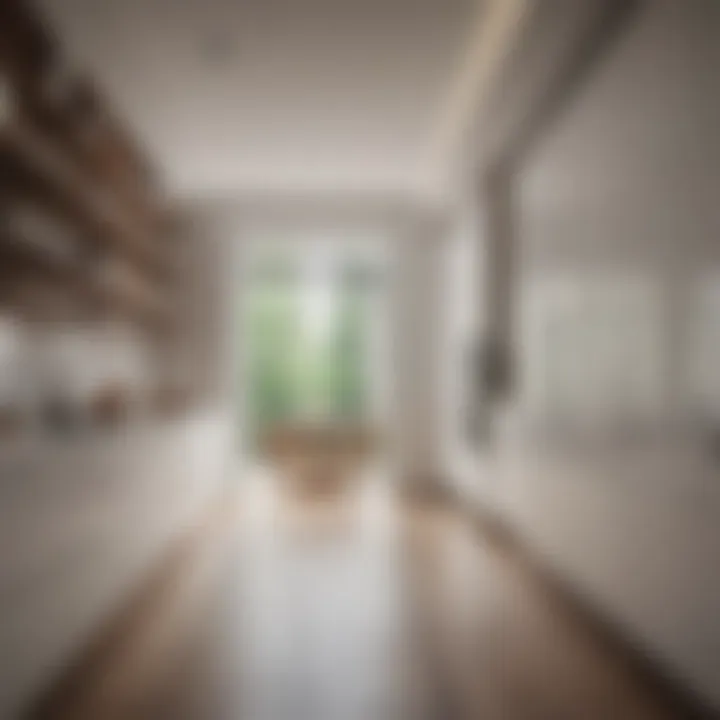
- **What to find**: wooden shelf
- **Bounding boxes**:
[1,0,177,340]
[0,0,55,93]
[0,232,170,331]
[36,75,167,235]
[1,119,167,277]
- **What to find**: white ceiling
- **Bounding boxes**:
[38,0,479,200]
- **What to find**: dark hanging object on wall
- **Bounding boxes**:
[473,336,512,403]
[41,394,86,436]
[466,333,514,447]
[479,334,513,401]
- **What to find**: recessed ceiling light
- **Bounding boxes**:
[200,31,239,66]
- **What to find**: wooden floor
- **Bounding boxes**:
[33,471,683,720]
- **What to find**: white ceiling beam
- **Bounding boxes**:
[425,0,532,193]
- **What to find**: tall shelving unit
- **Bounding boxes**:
[0,0,182,430]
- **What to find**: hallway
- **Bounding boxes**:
[2,0,720,716]
[36,475,677,720]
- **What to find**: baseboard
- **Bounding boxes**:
[446,487,716,720]
[23,499,232,720]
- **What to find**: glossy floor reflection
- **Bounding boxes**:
[38,470,679,720]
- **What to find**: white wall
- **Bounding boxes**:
[519,272,666,435]
[516,0,720,433]
[390,222,447,482]
[439,198,483,491]
[175,210,240,412]
[475,0,720,709]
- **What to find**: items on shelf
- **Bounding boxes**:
[1,0,181,426]
[1,0,171,327]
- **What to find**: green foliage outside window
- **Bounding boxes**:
[245,257,375,445]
